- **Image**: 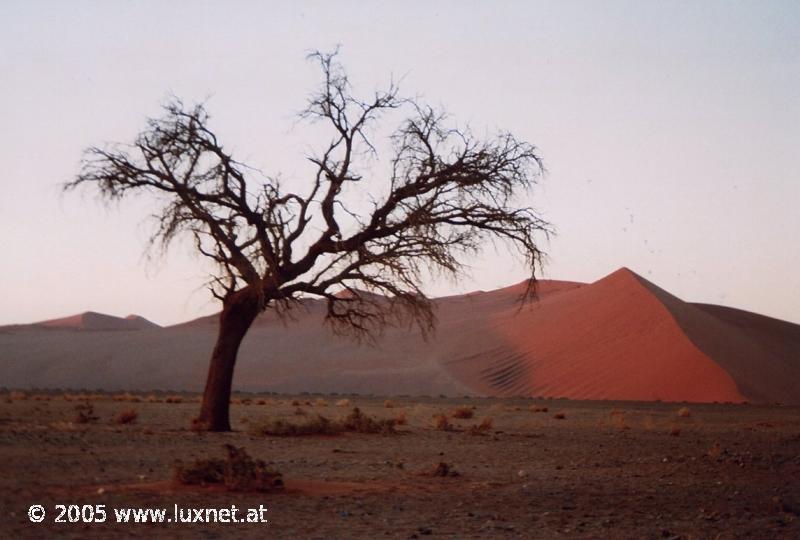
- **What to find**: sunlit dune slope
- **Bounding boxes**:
[437,268,744,402]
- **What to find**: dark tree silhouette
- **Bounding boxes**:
[67,51,552,431]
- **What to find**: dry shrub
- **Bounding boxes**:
[467,416,493,435]
[165,396,183,404]
[293,407,308,416]
[251,415,339,436]
[145,395,161,403]
[251,408,395,436]
[669,425,681,437]
[290,399,301,406]
[422,462,460,478]
[341,407,396,434]
[114,393,141,403]
[335,398,351,407]
[384,399,395,408]
[256,399,267,405]
[74,403,99,424]
[315,398,328,407]
[530,405,548,413]
[240,398,252,405]
[450,405,474,419]
[553,413,566,420]
[394,411,408,425]
[642,415,655,431]
[432,414,451,431]
[115,409,138,425]
[609,410,630,431]
[708,442,723,459]
[174,444,283,492]
[677,407,691,418]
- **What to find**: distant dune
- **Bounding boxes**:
[30,311,161,331]
[0,269,797,403]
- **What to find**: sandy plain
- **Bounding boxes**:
[1,392,799,539]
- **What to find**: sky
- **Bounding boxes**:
[1,0,798,326]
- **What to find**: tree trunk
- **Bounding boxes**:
[194,287,260,431]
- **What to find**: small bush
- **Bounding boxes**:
[251,408,395,436]
[145,395,161,403]
[315,398,328,407]
[433,414,451,431]
[174,444,283,492]
[669,426,681,437]
[335,398,351,407]
[256,399,267,405]
[290,399,301,406]
[74,403,99,424]
[384,399,395,408]
[609,410,630,431]
[115,409,138,424]
[164,396,183,404]
[553,413,566,420]
[530,405,548,413]
[677,407,691,418]
[450,406,474,419]
[394,411,408,425]
[467,416,493,435]
[250,415,341,436]
[423,462,460,477]
[114,393,141,403]
[341,407,396,434]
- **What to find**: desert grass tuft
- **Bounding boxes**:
[553,412,566,420]
[114,409,138,425]
[432,414,451,431]
[422,462,460,477]
[450,405,474,419]
[467,416,494,435]
[677,407,691,418]
[250,415,340,436]
[250,407,395,436]
[74,403,99,424]
[341,407,396,434]
[174,444,283,492]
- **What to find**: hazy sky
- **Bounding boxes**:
[1,1,798,326]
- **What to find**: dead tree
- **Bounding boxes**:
[67,51,552,431]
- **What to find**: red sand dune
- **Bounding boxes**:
[436,269,744,402]
[33,311,161,331]
[0,269,797,403]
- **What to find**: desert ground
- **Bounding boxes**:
[1,392,799,539]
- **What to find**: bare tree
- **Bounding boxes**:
[66,51,552,431]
